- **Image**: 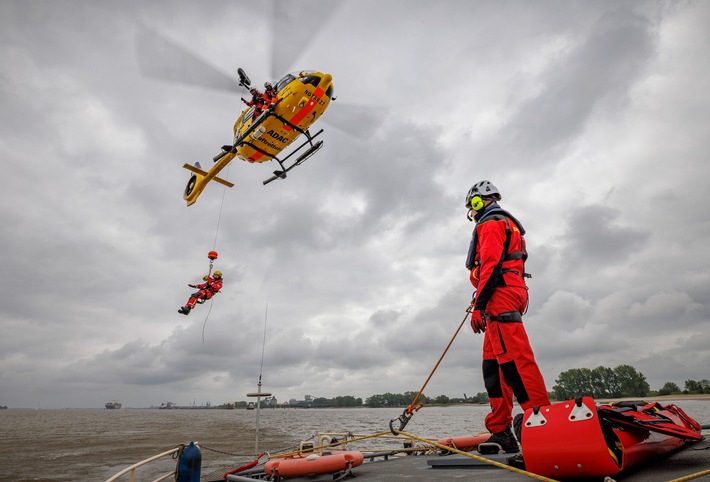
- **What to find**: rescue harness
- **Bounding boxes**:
[467,206,531,315]
[466,207,530,278]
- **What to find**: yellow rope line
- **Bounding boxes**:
[268,431,395,459]
[405,309,470,414]
[396,430,559,482]
[271,429,556,481]
[265,427,705,481]
[667,468,710,482]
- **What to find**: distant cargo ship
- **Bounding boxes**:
[105,400,122,409]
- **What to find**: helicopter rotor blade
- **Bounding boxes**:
[325,102,387,139]
[135,24,241,93]
[269,0,341,78]
[266,1,380,137]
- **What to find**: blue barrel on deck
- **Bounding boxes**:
[176,441,201,482]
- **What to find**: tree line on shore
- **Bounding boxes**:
[552,364,709,400]
[217,365,709,409]
[323,365,708,408]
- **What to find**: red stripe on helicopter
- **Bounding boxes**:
[248,87,324,162]
[284,87,324,132]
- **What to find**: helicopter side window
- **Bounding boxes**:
[242,107,254,125]
[325,84,334,99]
[299,75,321,87]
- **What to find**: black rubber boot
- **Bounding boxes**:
[507,453,526,469]
[178,306,191,315]
[478,426,520,454]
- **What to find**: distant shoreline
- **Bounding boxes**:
[3,394,708,410]
[593,393,710,403]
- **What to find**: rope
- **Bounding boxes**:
[269,431,394,459]
[395,430,559,482]
[407,307,469,411]
[667,468,710,482]
[212,163,230,250]
[270,429,556,480]
[259,303,268,376]
[669,469,710,482]
[200,445,255,457]
[235,427,707,481]
[200,164,230,343]
[201,299,214,344]
[390,306,470,433]
[667,436,710,482]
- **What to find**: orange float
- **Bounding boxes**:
[264,450,364,478]
[437,433,490,452]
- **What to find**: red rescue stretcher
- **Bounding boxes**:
[521,396,703,479]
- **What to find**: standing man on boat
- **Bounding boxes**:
[464,180,549,453]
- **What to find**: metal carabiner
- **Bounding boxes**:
[389,407,413,435]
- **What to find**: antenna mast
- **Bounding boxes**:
[246,303,271,453]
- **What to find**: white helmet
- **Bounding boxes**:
[465,180,501,208]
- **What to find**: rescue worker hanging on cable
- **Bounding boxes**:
[464,180,550,455]
[178,270,223,315]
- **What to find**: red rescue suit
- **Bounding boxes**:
[263,88,277,106]
[186,276,223,309]
[467,206,549,434]
[242,89,267,121]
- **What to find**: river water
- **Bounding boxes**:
[2,400,709,482]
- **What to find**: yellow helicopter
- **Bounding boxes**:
[182,67,334,206]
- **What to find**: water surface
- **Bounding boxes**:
[2,400,708,481]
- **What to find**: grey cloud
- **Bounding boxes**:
[2,0,709,408]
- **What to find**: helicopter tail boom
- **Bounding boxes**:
[182,163,234,188]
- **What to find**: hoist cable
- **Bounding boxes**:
[201,164,231,343]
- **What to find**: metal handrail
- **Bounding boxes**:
[314,432,437,450]
[105,445,185,482]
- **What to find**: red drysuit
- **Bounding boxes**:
[467,206,550,434]
[185,276,223,309]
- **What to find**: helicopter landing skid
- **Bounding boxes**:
[263,134,324,185]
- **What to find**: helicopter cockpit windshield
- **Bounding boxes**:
[275,73,296,92]
[275,71,334,99]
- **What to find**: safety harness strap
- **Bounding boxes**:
[488,310,523,323]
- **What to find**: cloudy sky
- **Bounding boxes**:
[1,0,709,409]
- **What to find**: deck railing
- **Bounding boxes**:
[105,444,185,482]
[105,433,428,482]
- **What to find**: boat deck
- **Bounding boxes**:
[214,439,710,482]
[217,437,709,482]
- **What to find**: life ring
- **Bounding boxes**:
[264,450,364,477]
[437,433,490,453]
